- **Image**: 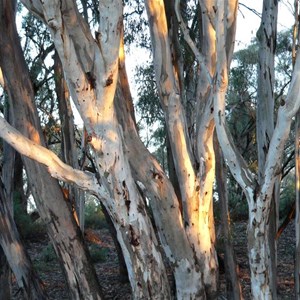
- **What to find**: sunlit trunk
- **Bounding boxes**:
[19,1,171,297]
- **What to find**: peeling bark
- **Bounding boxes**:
[256,2,279,296]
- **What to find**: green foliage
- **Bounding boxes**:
[40,244,57,262]
[88,244,108,263]
[85,200,108,229]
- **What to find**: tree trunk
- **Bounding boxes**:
[214,136,243,300]
[115,38,204,299]
[54,51,85,231]
[0,1,103,298]
[145,1,219,297]
[256,1,278,297]
[19,1,171,297]
[0,181,48,299]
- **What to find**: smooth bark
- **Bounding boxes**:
[256,1,278,297]
[54,51,85,231]
[145,1,218,297]
[214,1,300,298]
[116,38,204,299]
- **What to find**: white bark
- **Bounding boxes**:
[145,0,219,297]
[214,1,300,298]
[0,116,103,195]
[19,1,171,297]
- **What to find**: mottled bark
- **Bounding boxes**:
[20,1,171,297]
[145,1,218,297]
[256,1,278,297]
[214,1,300,298]
[0,1,103,298]
[116,38,204,299]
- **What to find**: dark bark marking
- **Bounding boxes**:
[122,181,130,214]
[86,72,96,89]
[129,225,140,246]
[105,74,113,87]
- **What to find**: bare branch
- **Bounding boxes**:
[214,0,255,193]
[174,0,212,85]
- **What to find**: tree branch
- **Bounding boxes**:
[174,0,212,85]
[0,116,107,197]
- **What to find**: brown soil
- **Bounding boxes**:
[12,221,295,299]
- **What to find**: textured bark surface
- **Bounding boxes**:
[256,1,278,297]
[115,42,204,299]
[54,52,85,231]
[145,1,218,297]
[214,1,300,299]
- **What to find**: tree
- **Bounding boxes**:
[0,0,300,299]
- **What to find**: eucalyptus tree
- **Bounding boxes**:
[214,1,300,298]
[0,1,103,298]
[1,0,300,299]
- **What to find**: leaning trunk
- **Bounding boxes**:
[256,1,278,297]
[54,52,85,231]
[0,1,103,298]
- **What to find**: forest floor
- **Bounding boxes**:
[12,220,295,299]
